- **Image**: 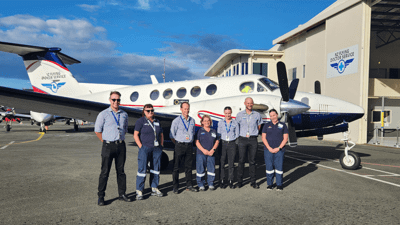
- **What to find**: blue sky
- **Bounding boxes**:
[0,0,335,90]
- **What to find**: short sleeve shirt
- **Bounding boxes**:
[135,117,163,148]
[217,119,239,141]
[196,127,218,155]
[236,110,263,137]
[169,115,196,143]
[262,121,288,149]
[94,107,129,141]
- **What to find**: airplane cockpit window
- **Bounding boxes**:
[206,84,217,95]
[163,88,173,99]
[177,87,187,98]
[150,90,159,100]
[130,92,139,102]
[239,82,254,93]
[191,86,201,97]
[259,78,279,91]
[257,83,268,92]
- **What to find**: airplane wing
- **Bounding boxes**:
[0,86,176,126]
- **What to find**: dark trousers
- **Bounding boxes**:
[98,141,127,198]
[172,142,194,189]
[220,141,236,182]
[237,137,258,183]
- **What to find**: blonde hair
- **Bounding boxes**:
[201,114,212,127]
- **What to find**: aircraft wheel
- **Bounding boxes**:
[6,124,11,132]
[340,151,361,170]
[40,127,47,133]
[160,151,170,171]
[74,124,79,131]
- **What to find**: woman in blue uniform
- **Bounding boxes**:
[134,104,164,199]
[261,109,288,191]
[195,115,220,191]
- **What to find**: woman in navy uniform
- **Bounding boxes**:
[195,115,220,191]
[261,109,288,191]
[134,104,164,199]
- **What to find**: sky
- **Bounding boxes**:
[0,0,336,90]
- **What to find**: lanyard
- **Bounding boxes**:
[247,113,252,133]
[180,115,190,133]
[225,120,232,134]
[146,118,157,139]
[111,111,120,127]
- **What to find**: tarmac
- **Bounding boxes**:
[0,123,399,224]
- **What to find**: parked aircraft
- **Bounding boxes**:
[0,41,364,170]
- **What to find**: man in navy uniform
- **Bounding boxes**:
[170,102,198,193]
[95,91,131,206]
[236,97,262,189]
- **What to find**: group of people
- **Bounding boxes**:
[94,91,288,206]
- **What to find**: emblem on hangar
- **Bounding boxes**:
[330,58,354,74]
[41,81,66,93]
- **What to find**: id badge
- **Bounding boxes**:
[246,132,250,138]
[226,136,230,141]
[154,140,159,147]
[185,134,190,140]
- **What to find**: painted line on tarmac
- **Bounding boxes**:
[285,155,400,188]
[0,141,15,149]
[361,162,400,169]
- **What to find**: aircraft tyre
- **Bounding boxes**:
[40,127,47,133]
[74,124,79,131]
[339,151,361,170]
[6,124,11,132]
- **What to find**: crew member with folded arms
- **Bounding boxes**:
[134,104,164,200]
[95,91,131,206]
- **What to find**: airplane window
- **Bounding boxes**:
[163,88,173,99]
[130,92,139,102]
[150,90,159,100]
[259,78,279,91]
[177,87,187,98]
[257,83,268,92]
[206,84,217,95]
[191,86,201,97]
[239,82,254,93]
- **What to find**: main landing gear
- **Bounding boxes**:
[39,122,47,133]
[339,132,361,170]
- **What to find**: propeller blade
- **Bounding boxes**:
[289,79,299,99]
[287,116,297,147]
[277,62,289,102]
[314,80,321,94]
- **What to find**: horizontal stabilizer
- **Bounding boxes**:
[0,41,81,65]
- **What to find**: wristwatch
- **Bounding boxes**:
[279,147,282,151]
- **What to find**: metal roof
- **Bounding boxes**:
[371,0,400,48]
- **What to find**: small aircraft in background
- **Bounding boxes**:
[0,41,364,170]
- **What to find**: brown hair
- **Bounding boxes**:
[180,102,190,108]
[142,104,154,117]
[109,91,121,97]
[201,114,212,127]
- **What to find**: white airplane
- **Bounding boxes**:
[0,41,364,170]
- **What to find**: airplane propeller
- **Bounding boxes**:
[276,62,310,147]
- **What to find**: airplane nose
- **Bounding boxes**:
[280,99,311,116]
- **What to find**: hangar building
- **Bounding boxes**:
[204,0,400,144]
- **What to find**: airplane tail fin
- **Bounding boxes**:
[0,41,90,97]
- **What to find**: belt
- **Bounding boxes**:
[222,140,236,144]
[105,140,124,144]
[176,141,193,145]
[239,136,258,139]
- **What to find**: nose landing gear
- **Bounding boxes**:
[339,132,361,170]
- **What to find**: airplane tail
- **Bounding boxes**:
[0,41,90,97]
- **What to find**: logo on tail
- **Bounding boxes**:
[42,81,66,93]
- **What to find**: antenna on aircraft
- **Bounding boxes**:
[162,58,166,83]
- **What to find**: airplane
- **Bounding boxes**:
[0,41,364,170]
[0,106,30,131]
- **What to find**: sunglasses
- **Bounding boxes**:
[145,109,154,113]
[111,99,121,102]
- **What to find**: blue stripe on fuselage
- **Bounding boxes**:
[291,112,363,130]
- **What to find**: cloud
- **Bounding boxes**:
[78,4,101,12]
[136,0,151,10]
[190,0,218,9]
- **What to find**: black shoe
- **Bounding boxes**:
[173,188,179,194]
[186,186,198,192]
[251,182,260,189]
[229,181,235,189]
[277,186,283,191]
[235,182,242,188]
[220,181,227,189]
[267,185,273,190]
[119,194,132,202]
[98,197,105,206]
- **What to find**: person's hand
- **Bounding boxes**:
[268,148,275,153]
[210,149,215,156]
[273,148,280,153]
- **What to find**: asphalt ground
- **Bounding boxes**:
[0,123,399,224]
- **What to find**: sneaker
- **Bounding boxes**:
[136,190,143,200]
[151,188,163,197]
[98,197,105,206]
[186,186,198,192]
[209,185,215,191]
[199,186,205,191]
[276,186,283,191]
[267,185,273,190]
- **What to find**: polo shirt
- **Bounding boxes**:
[262,121,288,149]
[135,117,163,148]
[196,127,218,155]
